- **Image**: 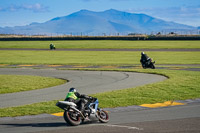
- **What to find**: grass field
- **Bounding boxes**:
[94,69,200,108]
[0,40,200,49]
[0,50,200,65]
[0,40,200,117]
[0,75,66,94]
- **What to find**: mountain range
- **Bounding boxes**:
[0,9,198,35]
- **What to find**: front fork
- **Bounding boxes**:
[89,100,99,117]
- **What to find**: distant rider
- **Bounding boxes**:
[50,43,56,50]
[140,52,150,65]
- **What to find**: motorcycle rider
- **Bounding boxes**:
[49,43,56,50]
[140,52,150,66]
[64,87,89,117]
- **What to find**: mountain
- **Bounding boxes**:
[0,9,197,35]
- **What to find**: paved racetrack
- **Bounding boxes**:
[0,68,200,133]
[1,100,200,133]
[0,68,166,108]
[1,48,200,51]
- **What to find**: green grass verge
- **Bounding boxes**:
[0,100,62,117]
[93,69,200,108]
[0,75,66,94]
[1,51,200,65]
[0,40,200,49]
[0,68,199,117]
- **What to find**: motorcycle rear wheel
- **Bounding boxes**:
[63,110,81,126]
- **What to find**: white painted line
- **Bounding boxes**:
[104,124,143,130]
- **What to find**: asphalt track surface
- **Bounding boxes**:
[0,100,200,133]
[0,68,167,108]
[1,48,200,51]
[0,68,200,133]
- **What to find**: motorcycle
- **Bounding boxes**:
[141,58,155,69]
[56,96,109,126]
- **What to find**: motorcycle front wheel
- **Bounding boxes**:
[97,109,109,123]
[151,63,155,69]
[63,110,81,126]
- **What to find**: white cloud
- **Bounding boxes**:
[0,3,49,13]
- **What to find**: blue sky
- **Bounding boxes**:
[0,0,200,27]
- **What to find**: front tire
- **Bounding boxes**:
[97,109,109,123]
[63,110,81,126]
[151,63,155,69]
[142,64,146,69]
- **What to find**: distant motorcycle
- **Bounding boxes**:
[49,44,56,50]
[56,96,109,126]
[141,58,155,69]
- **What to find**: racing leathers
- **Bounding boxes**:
[140,53,150,65]
[65,91,88,115]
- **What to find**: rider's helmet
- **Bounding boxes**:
[69,87,76,92]
[141,52,145,55]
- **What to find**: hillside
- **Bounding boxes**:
[0,9,197,35]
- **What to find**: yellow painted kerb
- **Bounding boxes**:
[47,65,63,67]
[73,65,88,68]
[51,112,64,116]
[18,65,35,67]
[140,101,185,108]
[101,66,117,69]
[0,64,8,66]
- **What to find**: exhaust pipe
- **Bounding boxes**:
[71,106,85,119]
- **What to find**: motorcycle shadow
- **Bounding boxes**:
[1,122,68,127]
[1,120,101,128]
